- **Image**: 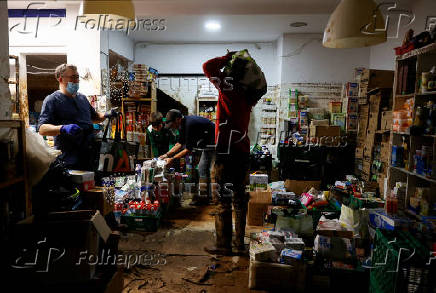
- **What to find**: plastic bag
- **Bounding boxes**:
[25,129,60,186]
[224,49,267,105]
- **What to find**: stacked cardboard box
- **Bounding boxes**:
[248,186,272,226]
[358,69,394,98]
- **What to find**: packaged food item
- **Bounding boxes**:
[280,249,303,265]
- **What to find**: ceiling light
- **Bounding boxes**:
[205,21,221,32]
[79,0,135,30]
[323,0,387,48]
[290,22,308,28]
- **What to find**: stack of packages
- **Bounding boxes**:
[124,103,151,159]
[314,216,356,269]
[248,230,306,291]
[298,95,309,136]
[247,174,271,226]
[329,100,346,131]
[342,82,359,132]
[109,159,168,232]
[392,98,414,133]
[129,64,149,97]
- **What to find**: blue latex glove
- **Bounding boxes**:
[60,124,82,136]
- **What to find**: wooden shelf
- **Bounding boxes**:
[392,131,410,135]
[122,98,152,102]
[416,91,436,96]
[0,176,24,189]
[390,166,436,183]
[396,42,436,61]
[395,93,415,99]
[376,130,390,134]
[0,120,22,128]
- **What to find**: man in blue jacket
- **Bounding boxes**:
[38,64,116,170]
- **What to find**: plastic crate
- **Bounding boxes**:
[370,229,433,293]
[121,212,161,232]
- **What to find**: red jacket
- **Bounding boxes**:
[203,54,253,154]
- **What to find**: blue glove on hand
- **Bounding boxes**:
[60,124,82,136]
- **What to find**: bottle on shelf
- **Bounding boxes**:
[402,136,408,170]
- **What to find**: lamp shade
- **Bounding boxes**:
[323,0,387,48]
[79,0,135,29]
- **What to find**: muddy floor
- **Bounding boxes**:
[119,200,265,293]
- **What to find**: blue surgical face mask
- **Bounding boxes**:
[66,82,79,95]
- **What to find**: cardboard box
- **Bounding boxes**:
[248,260,306,291]
[363,144,373,161]
[359,83,368,97]
[316,218,354,239]
[367,112,379,131]
[309,125,341,137]
[249,186,272,203]
[329,101,342,113]
[380,111,393,130]
[310,119,329,126]
[347,97,359,113]
[369,95,381,113]
[342,96,358,113]
[104,270,124,293]
[14,210,111,283]
[381,142,391,163]
[345,82,359,97]
[377,175,386,198]
[331,113,346,131]
[347,114,358,131]
[366,128,376,140]
[355,147,364,159]
[361,69,394,89]
[369,209,410,231]
[361,171,370,182]
[249,174,269,191]
[359,104,369,116]
[362,159,372,175]
[68,170,95,183]
[285,179,321,195]
[248,202,269,226]
[82,187,114,216]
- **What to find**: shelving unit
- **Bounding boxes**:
[196,96,217,121]
[387,42,436,217]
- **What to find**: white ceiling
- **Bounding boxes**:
[132,0,341,15]
[6,0,342,14]
[129,14,330,42]
[7,0,415,42]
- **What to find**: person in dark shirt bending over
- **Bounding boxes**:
[38,64,116,170]
[160,109,215,204]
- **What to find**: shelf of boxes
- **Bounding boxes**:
[387,42,436,218]
[260,102,278,145]
[119,64,158,159]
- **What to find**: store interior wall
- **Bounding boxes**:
[369,0,435,70]
[134,42,279,85]
[101,31,135,62]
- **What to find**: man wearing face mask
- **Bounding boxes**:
[38,64,116,170]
